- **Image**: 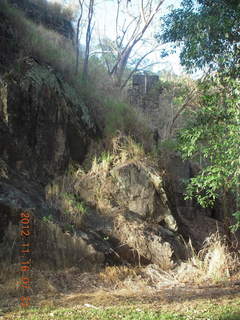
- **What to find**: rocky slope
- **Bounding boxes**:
[0,0,229,277]
[9,0,74,40]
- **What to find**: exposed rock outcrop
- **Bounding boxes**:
[0,177,104,269]
[111,163,177,229]
[0,57,95,184]
[0,56,101,269]
[162,153,225,249]
[75,153,188,268]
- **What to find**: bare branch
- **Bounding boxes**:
[75,0,85,74]
[140,0,147,24]
[98,37,112,74]
[116,0,121,47]
[99,0,166,88]
[120,46,158,89]
[169,88,199,134]
[83,0,95,81]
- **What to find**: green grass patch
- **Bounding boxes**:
[5,300,240,320]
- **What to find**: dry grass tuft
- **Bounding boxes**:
[45,163,87,229]
[99,266,144,290]
[176,232,239,283]
[97,233,239,291]
[199,233,239,279]
[88,133,154,177]
[111,133,146,165]
[74,132,159,213]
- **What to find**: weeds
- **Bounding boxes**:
[88,133,151,176]
[45,163,88,230]
[42,214,53,223]
[76,133,157,212]
[99,266,142,288]
[176,232,239,283]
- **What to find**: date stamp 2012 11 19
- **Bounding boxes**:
[18,212,32,308]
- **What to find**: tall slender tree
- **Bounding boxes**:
[99,0,165,89]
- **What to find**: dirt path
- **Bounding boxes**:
[32,281,240,311]
[1,268,240,318]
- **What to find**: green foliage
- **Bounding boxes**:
[157,0,240,229]
[104,98,130,135]
[63,223,74,233]
[42,214,53,223]
[159,138,178,152]
[177,76,240,228]
[231,211,240,232]
[75,201,87,215]
[158,0,240,76]
[61,192,87,215]
[98,152,114,165]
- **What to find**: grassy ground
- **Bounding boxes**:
[2,285,240,320]
[2,298,240,320]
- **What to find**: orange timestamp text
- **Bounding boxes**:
[18,211,32,308]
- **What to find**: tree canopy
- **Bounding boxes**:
[177,76,240,231]
[157,0,240,76]
[156,0,240,230]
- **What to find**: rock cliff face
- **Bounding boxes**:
[0,56,101,269]
[0,57,95,184]
[0,9,20,74]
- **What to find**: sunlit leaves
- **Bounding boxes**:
[157,0,240,76]
[177,76,240,228]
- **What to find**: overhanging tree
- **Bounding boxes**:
[156,0,240,76]
[178,76,240,231]
[156,0,240,231]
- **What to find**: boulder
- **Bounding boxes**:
[76,161,187,267]
[111,162,177,230]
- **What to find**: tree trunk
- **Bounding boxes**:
[83,0,94,82]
